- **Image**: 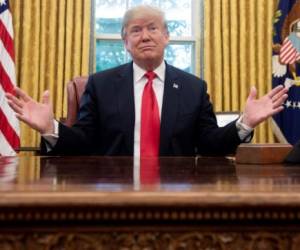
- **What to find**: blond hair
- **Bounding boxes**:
[121,5,169,39]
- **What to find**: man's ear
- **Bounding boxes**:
[123,36,128,51]
[164,32,170,45]
[123,38,129,51]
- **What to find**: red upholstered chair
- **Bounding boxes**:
[64,76,88,127]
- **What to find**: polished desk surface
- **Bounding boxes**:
[1,155,300,207]
[2,156,300,250]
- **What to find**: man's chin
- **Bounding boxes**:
[135,56,162,69]
[139,53,157,61]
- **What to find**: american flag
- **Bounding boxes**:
[273,0,300,144]
[0,0,20,156]
[279,36,300,65]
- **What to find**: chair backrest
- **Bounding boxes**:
[65,76,88,127]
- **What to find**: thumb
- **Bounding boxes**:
[247,86,257,101]
[41,90,50,105]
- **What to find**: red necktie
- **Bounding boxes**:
[140,71,160,184]
[140,71,160,157]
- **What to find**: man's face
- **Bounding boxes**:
[123,15,169,68]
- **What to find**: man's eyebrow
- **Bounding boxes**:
[129,21,157,29]
[128,24,141,30]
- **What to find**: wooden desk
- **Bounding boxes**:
[1,156,300,249]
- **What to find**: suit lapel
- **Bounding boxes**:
[160,64,180,155]
[115,63,135,154]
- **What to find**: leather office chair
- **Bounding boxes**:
[64,76,88,127]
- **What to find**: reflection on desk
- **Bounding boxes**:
[0,156,299,249]
[40,156,236,188]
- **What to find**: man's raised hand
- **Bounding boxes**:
[6,88,55,134]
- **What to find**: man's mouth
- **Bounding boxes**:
[140,46,154,51]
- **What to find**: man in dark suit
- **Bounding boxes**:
[6,5,288,157]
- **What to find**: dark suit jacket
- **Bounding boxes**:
[44,62,245,156]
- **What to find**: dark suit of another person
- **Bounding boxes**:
[42,62,245,156]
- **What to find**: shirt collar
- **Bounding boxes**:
[133,61,166,83]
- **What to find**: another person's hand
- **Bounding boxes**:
[6,87,55,134]
[242,85,288,128]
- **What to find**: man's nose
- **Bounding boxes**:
[141,28,151,41]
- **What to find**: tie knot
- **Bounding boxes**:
[145,71,156,80]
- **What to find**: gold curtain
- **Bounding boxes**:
[10,0,91,147]
[204,0,277,143]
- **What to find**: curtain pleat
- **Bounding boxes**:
[10,0,91,147]
[204,0,277,143]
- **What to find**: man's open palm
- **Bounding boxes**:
[242,85,288,128]
[6,88,54,134]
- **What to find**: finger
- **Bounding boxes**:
[272,94,288,108]
[6,93,23,109]
[14,87,31,102]
[272,89,289,103]
[269,106,285,116]
[7,99,24,115]
[267,85,285,99]
[41,90,50,104]
[247,86,257,101]
[5,92,15,101]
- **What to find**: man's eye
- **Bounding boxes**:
[149,26,157,31]
[131,28,141,33]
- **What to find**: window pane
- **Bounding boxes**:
[130,0,159,7]
[95,0,126,35]
[95,40,127,72]
[165,42,194,73]
[161,0,192,36]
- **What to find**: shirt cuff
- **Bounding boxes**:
[41,120,59,151]
[236,115,254,142]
